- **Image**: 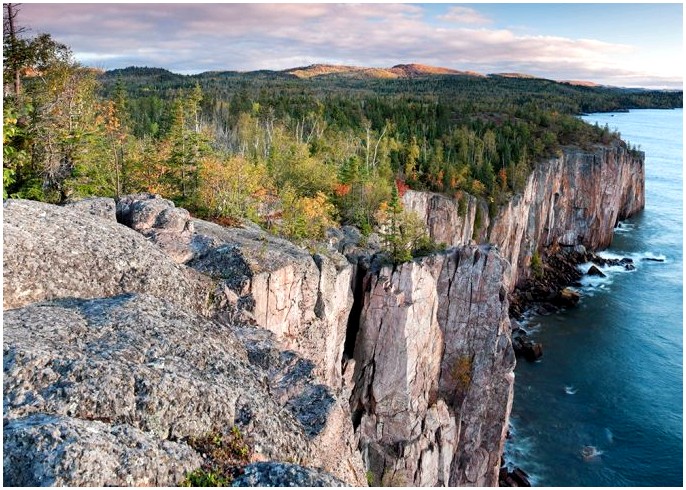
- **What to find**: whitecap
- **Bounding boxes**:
[565,385,577,395]
[613,221,636,234]
[581,445,603,460]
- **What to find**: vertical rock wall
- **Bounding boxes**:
[489,142,644,286]
[402,190,490,246]
[350,246,514,486]
[403,142,645,287]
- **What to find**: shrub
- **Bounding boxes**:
[451,355,473,392]
[530,251,544,279]
[180,427,252,487]
[277,186,337,241]
[180,469,230,487]
[195,154,268,221]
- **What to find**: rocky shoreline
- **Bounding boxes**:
[499,244,642,486]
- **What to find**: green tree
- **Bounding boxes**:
[166,84,211,201]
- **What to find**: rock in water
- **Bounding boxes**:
[587,265,607,277]
[558,287,581,306]
[513,336,544,362]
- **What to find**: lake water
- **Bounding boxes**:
[505,109,683,486]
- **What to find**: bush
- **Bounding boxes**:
[277,186,337,241]
[180,469,230,487]
[530,251,544,278]
[180,427,252,487]
[195,154,269,221]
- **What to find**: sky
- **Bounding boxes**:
[15,2,684,89]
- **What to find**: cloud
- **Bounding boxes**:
[438,6,492,25]
[17,3,682,89]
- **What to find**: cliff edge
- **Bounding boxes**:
[403,141,645,287]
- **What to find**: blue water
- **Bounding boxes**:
[505,109,683,486]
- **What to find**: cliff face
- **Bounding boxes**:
[115,194,355,391]
[404,141,645,286]
[349,246,514,486]
[401,190,489,246]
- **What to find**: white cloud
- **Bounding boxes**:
[438,6,492,25]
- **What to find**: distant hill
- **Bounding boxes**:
[284,63,484,80]
[388,63,484,78]
[560,80,602,88]
[101,64,605,89]
[493,72,540,79]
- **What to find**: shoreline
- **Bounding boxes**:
[499,239,647,486]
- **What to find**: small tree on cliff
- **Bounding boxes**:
[377,183,436,264]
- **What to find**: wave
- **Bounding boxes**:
[503,420,544,485]
[614,221,636,234]
[581,445,604,461]
[576,250,667,292]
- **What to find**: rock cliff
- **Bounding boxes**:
[114,194,354,390]
[403,141,645,286]
[349,246,514,486]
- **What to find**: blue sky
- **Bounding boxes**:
[17,2,684,88]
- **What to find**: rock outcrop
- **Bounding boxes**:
[232,462,349,487]
[114,195,355,391]
[2,199,212,313]
[3,292,365,486]
[402,190,489,246]
[4,413,203,487]
[403,141,645,286]
[3,199,366,487]
[350,246,514,486]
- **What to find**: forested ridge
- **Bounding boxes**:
[4,7,681,259]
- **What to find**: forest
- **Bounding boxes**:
[4,7,682,259]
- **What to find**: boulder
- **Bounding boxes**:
[587,265,607,277]
[232,462,348,487]
[2,199,212,312]
[499,465,532,487]
[62,197,117,221]
[557,287,581,307]
[512,336,543,362]
[115,194,195,264]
